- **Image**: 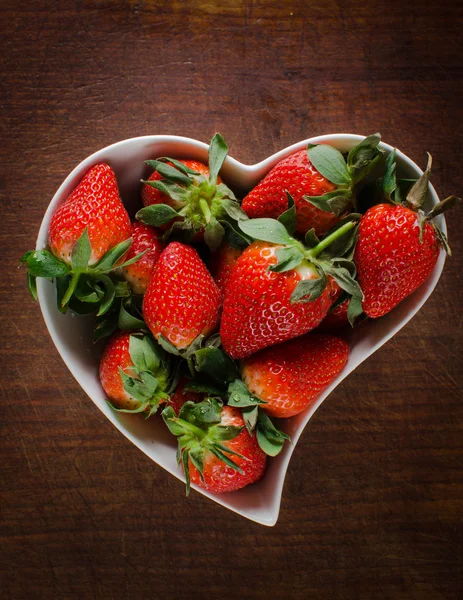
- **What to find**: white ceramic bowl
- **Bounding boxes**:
[36,134,446,526]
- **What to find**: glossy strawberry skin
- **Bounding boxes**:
[49,163,131,265]
[355,204,440,318]
[188,406,266,493]
[317,298,350,332]
[141,160,211,208]
[208,243,242,302]
[220,241,339,359]
[122,222,164,294]
[242,334,349,418]
[142,242,221,349]
[242,149,338,236]
[99,332,139,411]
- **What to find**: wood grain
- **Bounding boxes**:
[0,1,462,598]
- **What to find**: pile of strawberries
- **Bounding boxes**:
[21,134,459,495]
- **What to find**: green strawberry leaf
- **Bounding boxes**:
[27,272,38,301]
[347,294,363,326]
[118,297,147,331]
[242,405,259,436]
[303,191,337,214]
[120,369,159,403]
[20,250,70,278]
[304,228,320,248]
[426,195,461,221]
[239,218,294,245]
[321,263,363,298]
[136,204,181,227]
[256,411,291,457]
[71,228,92,271]
[129,334,161,373]
[216,183,238,202]
[221,199,249,222]
[205,333,222,349]
[382,149,397,202]
[307,144,351,185]
[96,275,116,317]
[208,133,228,183]
[146,160,193,186]
[93,316,118,342]
[290,272,327,303]
[223,218,253,250]
[155,158,201,176]
[142,179,188,204]
[179,397,223,427]
[227,379,267,408]
[204,219,225,252]
[406,153,432,210]
[268,246,304,273]
[347,133,382,183]
[157,335,181,356]
[277,192,297,235]
[318,222,359,260]
[194,347,240,385]
[93,238,132,272]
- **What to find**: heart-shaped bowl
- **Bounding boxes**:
[36,134,446,526]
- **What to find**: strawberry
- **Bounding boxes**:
[49,163,131,265]
[122,222,164,294]
[317,298,350,332]
[142,242,221,352]
[220,211,362,359]
[162,399,266,494]
[100,331,175,416]
[241,134,382,236]
[136,134,246,252]
[241,334,349,418]
[208,242,242,301]
[166,378,203,415]
[355,152,460,318]
[20,163,143,314]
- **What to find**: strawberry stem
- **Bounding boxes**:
[306,220,357,259]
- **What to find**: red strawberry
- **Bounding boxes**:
[242,135,382,236]
[355,152,460,318]
[208,242,242,301]
[122,222,164,294]
[49,163,131,265]
[162,399,266,494]
[242,334,349,418]
[355,203,441,318]
[220,240,339,358]
[242,150,338,235]
[317,298,350,332]
[100,331,174,416]
[143,242,221,350]
[136,134,243,252]
[21,163,144,313]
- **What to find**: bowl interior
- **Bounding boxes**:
[36,134,446,526]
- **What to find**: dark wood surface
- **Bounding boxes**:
[1,1,462,598]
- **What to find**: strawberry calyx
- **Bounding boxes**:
[238,199,364,309]
[136,134,245,252]
[227,379,290,457]
[303,133,383,218]
[381,151,461,254]
[20,228,147,315]
[161,397,244,495]
[108,333,177,417]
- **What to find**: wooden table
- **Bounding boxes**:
[1,1,462,598]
